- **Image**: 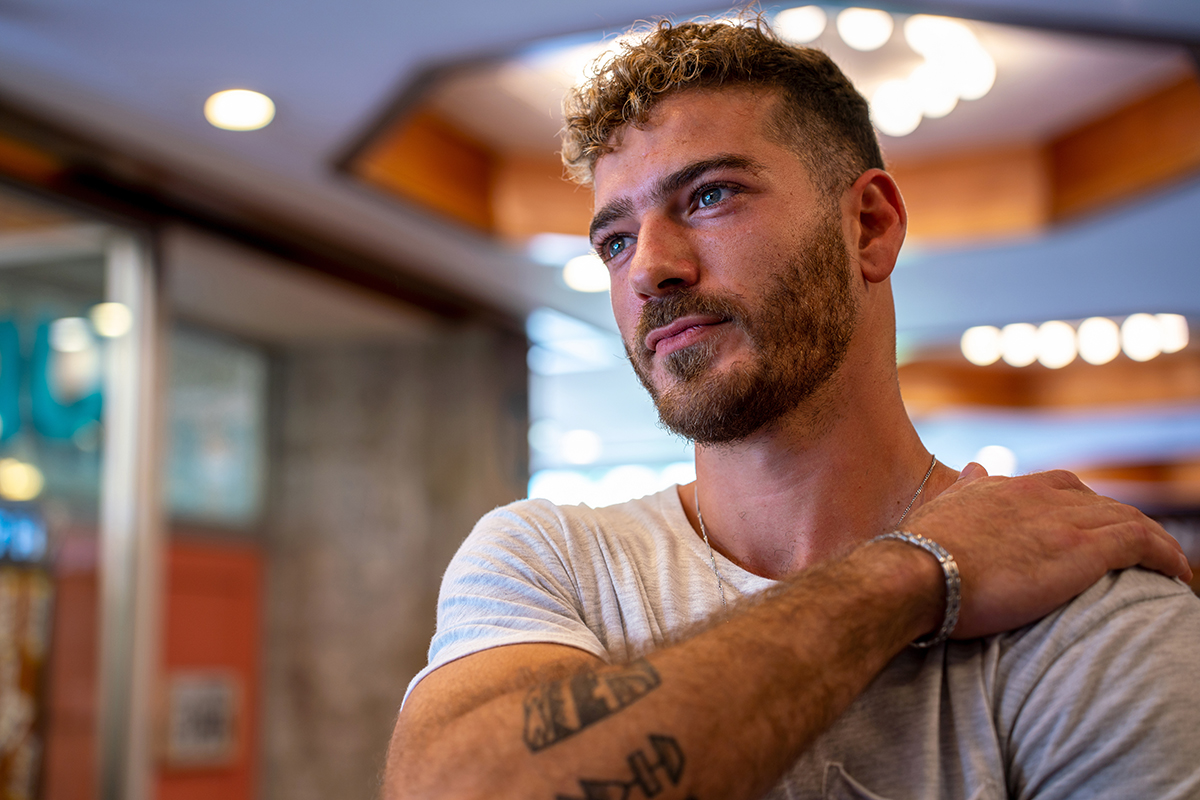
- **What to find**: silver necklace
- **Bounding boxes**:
[694,453,938,609]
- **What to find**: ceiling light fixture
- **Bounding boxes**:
[1000,322,1038,367]
[960,325,1002,366]
[1157,313,1189,353]
[775,6,827,44]
[871,79,922,137]
[1035,320,1077,369]
[204,89,276,131]
[836,8,894,52]
[1121,313,1164,362]
[1077,317,1121,365]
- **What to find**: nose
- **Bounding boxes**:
[628,214,700,299]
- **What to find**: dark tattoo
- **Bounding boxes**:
[524,659,662,752]
[556,734,691,800]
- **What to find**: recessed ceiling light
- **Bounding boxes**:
[775,6,827,44]
[204,89,276,131]
[836,8,894,52]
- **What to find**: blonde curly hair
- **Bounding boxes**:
[561,18,883,196]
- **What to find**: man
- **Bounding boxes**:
[386,19,1197,800]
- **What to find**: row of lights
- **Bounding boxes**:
[961,313,1189,368]
[775,8,997,137]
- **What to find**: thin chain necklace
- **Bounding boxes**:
[694,453,938,609]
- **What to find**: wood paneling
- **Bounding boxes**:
[491,153,592,240]
[350,70,1200,246]
[890,144,1050,244]
[899,349,1200,412]
[352,110,496,232]
[0,134,60,183]
[1050,73,1200,220]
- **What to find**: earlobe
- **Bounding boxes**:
[847,169,906,284]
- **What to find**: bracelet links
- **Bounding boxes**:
[870,530,961,648]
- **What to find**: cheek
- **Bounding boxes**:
[610,288,640,339]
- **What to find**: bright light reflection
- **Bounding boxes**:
[1121,313,1163,362]
[529,461,696,507]
[954,46,997,101]
[1036,320,1077,369]
[0,459,44,501]
[1000,323,1038,367]
[563,254,610,292]
[49,317,92,353]
[1157,313,1189,353]
[776,6,827,43]
[836,8,894,51]
[871,79,922,137]
[90,302,133,338]
[904,15,978,59]
[960,325,1001,366]
[974,445,1017,477]
[1077,317,1121,365]
[907,63,958,119]
[204,89,276,131]
[561,429,603,464]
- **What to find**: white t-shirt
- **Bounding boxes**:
[410,487,1200,799]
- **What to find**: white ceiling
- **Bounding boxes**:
[0,0,1197,335]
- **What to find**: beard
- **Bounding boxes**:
[627,215,858,445]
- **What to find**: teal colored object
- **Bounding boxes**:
[30,321,102,440]
[0,322,20,442]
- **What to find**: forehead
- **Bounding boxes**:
[592,87,790,201]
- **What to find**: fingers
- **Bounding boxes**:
[1045,499,1192,580]
[1095,516,1192,581]
[957,462,987,481]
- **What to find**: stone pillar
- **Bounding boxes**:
[259,322,527,800]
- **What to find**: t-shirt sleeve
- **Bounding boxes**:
[997,568,1200,799]
[404,501,608,703]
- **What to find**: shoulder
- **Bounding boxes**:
[1009,567,1195,653]
[461,488,685,569]
[996,568,1197,682]
[993,569,1200,795]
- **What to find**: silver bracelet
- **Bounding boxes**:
[870,531,961,648]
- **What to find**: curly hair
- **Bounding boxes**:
[561,18,884,198]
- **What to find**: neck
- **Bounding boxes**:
[679,352,956,581]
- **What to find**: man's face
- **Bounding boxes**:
[590,88,858,444]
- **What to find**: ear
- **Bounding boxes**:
[843,168,906,284]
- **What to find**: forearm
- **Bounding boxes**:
[387,540,941,800]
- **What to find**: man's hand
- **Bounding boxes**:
[904,465,1192,640]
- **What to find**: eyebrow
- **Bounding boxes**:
[589,153,766,242]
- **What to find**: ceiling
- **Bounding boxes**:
[0,0,1197,336]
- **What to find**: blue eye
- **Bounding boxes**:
[698,186,726,207]
[604,236,630,260]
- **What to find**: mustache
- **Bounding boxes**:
[634,290,748,353]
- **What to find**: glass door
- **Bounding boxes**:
[0,183,159,800]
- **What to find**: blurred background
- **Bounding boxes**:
[0,1,1197,798]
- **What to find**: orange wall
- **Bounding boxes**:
[157,540,264,800]
[43,538,264,800]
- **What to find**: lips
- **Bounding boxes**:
[645,314,728,355]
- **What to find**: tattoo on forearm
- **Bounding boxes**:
[556,734,691,800]
[524,659,662,752]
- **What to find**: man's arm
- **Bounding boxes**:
[385,469,1191,800]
